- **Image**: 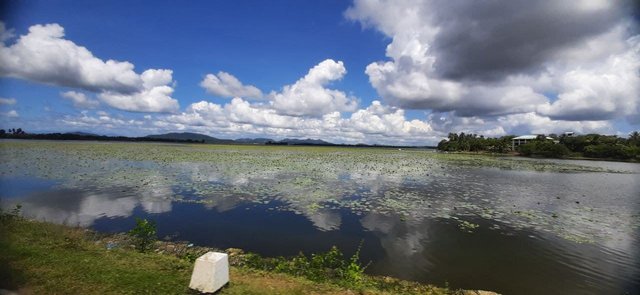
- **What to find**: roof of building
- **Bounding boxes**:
[513,135,553,140]
[513,135,537,140]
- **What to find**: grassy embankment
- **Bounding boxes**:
[0,213,487,295]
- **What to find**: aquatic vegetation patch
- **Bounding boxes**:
[1,140,637,246]
[457,220,480,233]
[429,152,625,173]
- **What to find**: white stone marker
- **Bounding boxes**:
[189,252,229,293]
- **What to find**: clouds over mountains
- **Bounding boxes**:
[160,59,433,144]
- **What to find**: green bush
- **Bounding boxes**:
[128,218,157,252]
[517,141,570,158]
[517,143,535,156]
[343,245,367,288]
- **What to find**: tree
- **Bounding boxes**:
[629,131,640,147]
[128,218,157,252]
[584,144,639,160]
[437,132,513,153]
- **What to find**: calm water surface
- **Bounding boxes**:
[0,141,638,295]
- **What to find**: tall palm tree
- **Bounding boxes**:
[629,131,640,146]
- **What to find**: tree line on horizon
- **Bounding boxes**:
[0,128,207,144]
[437,131,640,160]
[0,128,423,148]
[1,128,26,136]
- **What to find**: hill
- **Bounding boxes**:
[278,138,332,145]
[145,132,234,144]
[65,131,100,136]
[235,138,273,144]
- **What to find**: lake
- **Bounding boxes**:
[1,140,638,294]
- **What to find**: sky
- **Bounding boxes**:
[0,0,639,145]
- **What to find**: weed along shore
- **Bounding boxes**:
[0,212,499,295]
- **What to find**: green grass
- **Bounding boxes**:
[0,214,466,295]
[1,216,192,294]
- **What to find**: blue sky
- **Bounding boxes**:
[0,1,383,113]
[0,0,638,145]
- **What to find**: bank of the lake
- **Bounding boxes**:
[0,215,498,295]
[437,132,640,162]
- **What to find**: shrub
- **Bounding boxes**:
[343,245,366,288]
[1,204,23,224]
[584,144,639,159]
[128,218,157,252]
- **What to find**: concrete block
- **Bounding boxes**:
[189,252,229,293]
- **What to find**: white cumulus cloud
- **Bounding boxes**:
[0,22,179,113]
[200,72,263,99]
[346,0,640,124]
[61,91,100,109]
[0,97,16,105]
[1,110,19,118]
[269,59,358,117]
[99,69,179,113]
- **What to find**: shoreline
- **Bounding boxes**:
[1,215,499,295]
[435,150,640,163]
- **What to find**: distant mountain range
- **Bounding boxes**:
[277,138,331,145]
[65,131,99,136]
[145,132,235,144]
[235,137,273,144]
[145,132,332,145]
[2,130,434,148]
